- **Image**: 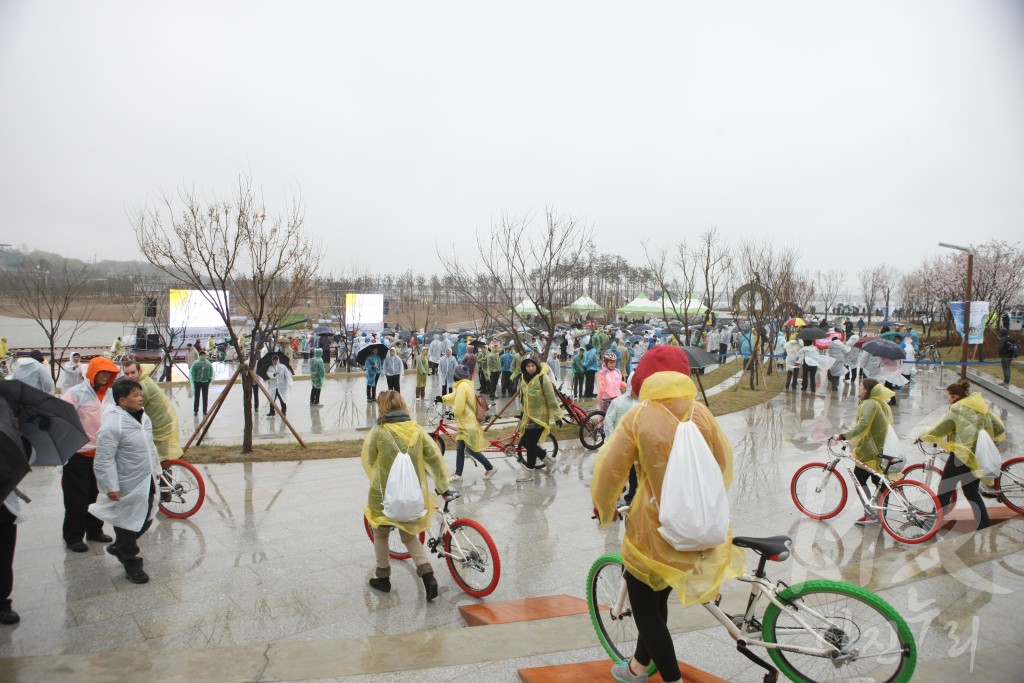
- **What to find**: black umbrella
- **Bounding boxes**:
[860,339,906,360]
[0,380,88,468]
[355,343,389,366]
[680,346,720,370]
[796,327,828,341]
[0,400,31,501]
[875,319,895,328]
[255,352,295,380]
[456,332,474,340]
[469,339,486,349]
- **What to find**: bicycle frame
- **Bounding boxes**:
[428,405,523,456]
[821,444,905,515]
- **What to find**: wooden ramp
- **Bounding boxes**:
[459,595,589,626]
[518,659,729,683]
[941,503,1018,532]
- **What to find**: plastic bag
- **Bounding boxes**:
[381,434,426,522]
[974,429,1002,480]
[883,425,905,466]
[653,414,729,552]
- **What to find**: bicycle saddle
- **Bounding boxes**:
[732,535,791,562]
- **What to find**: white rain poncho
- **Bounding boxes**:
[89,407,160,531]
[845,335,862,369]
[428,336,444,364]
[784,339,802,371]
[267,362,293,401]
[827,339,849,377]
[383,353,404,376]
[438,354,457,386]
[797,344,836,372]
[60,358,85,390]
[11,358,55,395]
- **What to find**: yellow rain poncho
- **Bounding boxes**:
[841,383,896,475]
[139,372,182,461]
[591,370,745,606]
[921,392,1006,483]
[518,362,560,443]
[362,416,449,535]
[442,379,489,452]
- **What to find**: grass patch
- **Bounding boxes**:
[935,347,1022,389]
[703,368,786,416]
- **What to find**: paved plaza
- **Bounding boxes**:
[1,368,1022,682]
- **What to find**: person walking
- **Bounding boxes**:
[189,350,214,416]
[547,346,562,384]
[266,354,293,416]
[515,357,562,482]
[309,347,326,405]
[121,361,182,461]
[486,343,501,400]
[784,336,802,390]
[440,365,496,482]
[596,351,625,413]
[438,348,456,397]
[718,326,732,364]
[415,347,430,403]
[499,346,514,397]
[998,328,1015,386]
[61,352,85,391]
[427,335,444,375]
[797,339,831,393]
[857,317,865,335]
[88,380,160,584]
[11,351,55,395]
[827,335,848,392]
[832,378,896,523]
[591,346,745,683]
[364,346,383,403]
[583,344,600,398]
[571,347,586,398]
[60,357,119,552]
[383,347,403,392]
[363,390,449,600]
[918,379,1006,530]
[185,343,199,369]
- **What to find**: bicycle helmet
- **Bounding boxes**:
[603,351,617,361]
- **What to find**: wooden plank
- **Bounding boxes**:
[941,503,1018,531]
[518,659,729,683]
[459,595,589,626]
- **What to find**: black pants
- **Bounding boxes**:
[366,384,378,401]
[719,342,728,363]
[429,361,438,375]
[1001,357,1012,383]
[573,372,585,397]
[0,505,15,611]
[488,372,500,399]
[310,386,321,404]
[801,365,817,391]
[854,466,883,500]
[479,373,490,394]
[62,453,105,544]
[584,370,596,397]
[268,389,287,415]
[786,369,800,388]
[937,455,991,530]
[624,570,682,682]
[500,371,512,396]
[518,426,547,469]
[111,481,156,570]
[386,374,401,391]
[193,381,210,414]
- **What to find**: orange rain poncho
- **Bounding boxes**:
[591,369,745,606]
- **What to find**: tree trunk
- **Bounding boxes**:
[242,369,254,453]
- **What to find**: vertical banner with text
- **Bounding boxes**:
[947,301,990,345]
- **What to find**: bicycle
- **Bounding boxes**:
[790,437,942,544]
[900,440,956,506]
[552,382,606,450]
[904,440,1024,516]
[588,509,916,682]
[158,459,206,518]
[363,490,501,597]
[427,403,558,464]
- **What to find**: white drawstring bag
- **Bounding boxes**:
[974,430,1002,480]
[649,404,730,552]
[380,431,426,522]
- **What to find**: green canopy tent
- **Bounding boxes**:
[508,299,550,316]
[647,296,707,318]
[562,295,603,313]
[617,296,657,314]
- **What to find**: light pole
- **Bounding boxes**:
[938,242,974,380]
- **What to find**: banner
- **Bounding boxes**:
[947,301,989,345]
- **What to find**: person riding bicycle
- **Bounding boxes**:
[831,378,899,524]
[596,351,625,413]
[591,345,745,683]
[439,364,496,483]
[917,379,1006,530]
[363,390,450,601]
[515,357,562,482]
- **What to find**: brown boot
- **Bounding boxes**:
[421,572,438,601]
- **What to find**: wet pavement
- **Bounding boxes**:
[1,367,1022,681]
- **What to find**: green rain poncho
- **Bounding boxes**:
[921,392,1006,483]
[416,351,430,388]
[362,415,449,535]
[518,362,561,443]
[442,379,490,452]
[309,348,325,389]
[841,383,895,475]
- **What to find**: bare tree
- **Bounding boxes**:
[0,258,98,382]
[643,239,699,344]
[858,267,880,324]
[133,175,323,453]
[695,226,732,313]
[438,208,592,358]
[874,265,898,320]
[815,268,847,318]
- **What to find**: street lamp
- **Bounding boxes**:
[938,242,974,380]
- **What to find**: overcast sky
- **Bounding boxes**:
[1,1,1023,278]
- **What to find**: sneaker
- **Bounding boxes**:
[611,659,648,683]
[449,473,463,482]
[855,514,879,525]
[516,466,535,482]
[483,468,496,481]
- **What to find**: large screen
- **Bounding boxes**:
[345,293,384,332]
[169,289,230,340]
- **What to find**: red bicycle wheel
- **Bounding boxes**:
[901,463,955,505]
[444,518,500,597]
[159,460,205,519]
[791,463,847,520]
[995,457,1024,515]
[879,481,942,544]
[363,514,426,560]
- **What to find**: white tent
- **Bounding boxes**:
[510,299,550,316]
[563,295,603,313]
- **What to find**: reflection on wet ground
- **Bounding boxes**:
[1,367,1022,681]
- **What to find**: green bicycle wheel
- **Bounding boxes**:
[761,579,915,683]
[586,554,656,675]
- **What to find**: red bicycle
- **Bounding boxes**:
[552,383,605,450]
[158,459,205,519]
[428,403,558,463]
